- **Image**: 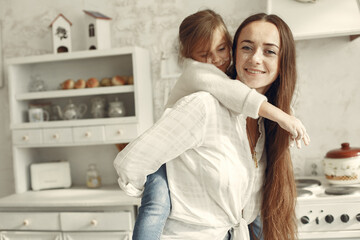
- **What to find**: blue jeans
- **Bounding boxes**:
[223,216,263,240]
[132,164,264,240]
[249,215,264,240]
[132,164,171,240]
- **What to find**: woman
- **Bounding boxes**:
[227,13,300,239]
[115,12,305,240]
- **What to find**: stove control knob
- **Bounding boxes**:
[300,216,310,224]
[356,214,360,222]
[325,214,334,224]
[341,214,350,223]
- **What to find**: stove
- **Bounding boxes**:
[296,177,360,239]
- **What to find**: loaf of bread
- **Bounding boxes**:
[61,79,75,90]
[74,79,86,89]
[86,77,99,88]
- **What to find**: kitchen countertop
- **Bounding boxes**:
[0,185,140,211]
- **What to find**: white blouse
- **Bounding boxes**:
[114,92,267,240]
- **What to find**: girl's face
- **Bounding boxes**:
[235,21,280,94]
[191,28,231,73]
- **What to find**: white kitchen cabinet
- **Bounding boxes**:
[6,46,153,193]
[266,0,360,40]
[60,212,132,231]
[42,128,73,144]
[0,203,137,239]
[0,209,134,240]
[0,231,62,240]
[0,212,61,231]
[12,129,43,146]
[62,232,130,240]
[0,231,130,240]
[2,47,152,238]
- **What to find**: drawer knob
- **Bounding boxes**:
[85,132,92,138]
[90,219,98,226]
[117,129,123,135]
[23,219,30,226]
[22,135,29,141]
[53,133,60,139]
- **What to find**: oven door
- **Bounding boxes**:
[299,230,360,239]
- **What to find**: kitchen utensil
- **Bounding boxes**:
[323,142,360,184]
[91,97,106,118]
[28,108,50,122]
[86,164,101,188]
[108,98,126,118]
[55,99,87,120]
[31,161,71,191]
[29,75,47,92]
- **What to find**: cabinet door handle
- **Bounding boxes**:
[85,131,92,138]
[22,135,29,141]
[23,219,30,226]
[53,133,60,139]
[90,219,98,226]
[117,129,123,135]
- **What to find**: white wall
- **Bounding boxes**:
[293,37,360,175]
[0,0,359,197]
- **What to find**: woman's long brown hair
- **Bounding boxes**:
[229,13,298,240]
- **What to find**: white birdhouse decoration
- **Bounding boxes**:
[83,10,112,50]
[49,14,72,54]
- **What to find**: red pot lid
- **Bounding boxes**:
[326,143,360,159]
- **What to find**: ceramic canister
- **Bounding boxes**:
[323,143,360,185]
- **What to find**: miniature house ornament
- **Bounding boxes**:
[83,10,112,50]
[49,14,72,54]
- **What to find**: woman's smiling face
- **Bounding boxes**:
[235,21,280,94]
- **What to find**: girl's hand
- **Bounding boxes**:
[278,115,310,149]
[258,101,310,148]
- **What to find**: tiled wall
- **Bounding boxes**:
[0,0,359,197]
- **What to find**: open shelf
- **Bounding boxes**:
[11,116,137,130]
[16,85,134,101]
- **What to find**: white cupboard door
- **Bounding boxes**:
[60,212,132,231]
[104,124,138,142]
[12,129,42,145]
[63,232,130,240]
[0,231,62,240]
[43,128,73,144]
[72,126,105,143]
[0,212,61,231]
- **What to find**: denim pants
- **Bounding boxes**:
[132,164,171,240]
[132,164,264,240]
[249,215,264,240]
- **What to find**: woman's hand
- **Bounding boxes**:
[278,115,310,149]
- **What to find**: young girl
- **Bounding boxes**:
[116,10,309,240]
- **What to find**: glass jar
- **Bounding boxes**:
[108,98,126,118]
[91,97,106,118]
[86,164,101,188]
[29,75,47,92]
